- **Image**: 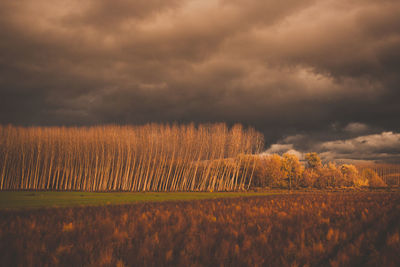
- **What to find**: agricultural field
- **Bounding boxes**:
[1,192,399,266]
[0,191,279,209]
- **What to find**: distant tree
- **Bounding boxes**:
[340,164,360,186]
[254,154,287,187]
[305,152,322,170]
[325,162,345,187]
[362,168,387,188]
[301,168,318,187]
[301,152,322,188]
[282,153,303,189]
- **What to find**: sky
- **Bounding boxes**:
[1,0,400,163]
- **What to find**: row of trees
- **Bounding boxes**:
[1,123,394,191]
[253,152,388,189]
[355,163,400,186]
[0,124,263,191]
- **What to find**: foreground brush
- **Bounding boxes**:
[1,192,399,266]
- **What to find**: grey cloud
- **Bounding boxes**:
[344,122,369,134]
[321,132,400,154]
[319,132,400,163]
[262,144,304,160]
[1,0,400,162]
[266,131,400,163]
[66,0,183,27]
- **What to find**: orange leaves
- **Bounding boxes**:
[120,212,128,224]
[113,228,129,242]
[55,244,73,255]
[116,259,126,267]
[361,208,369,221]
[277,211,288,218]
[312,242,325,254]
[319,217,330,225]
[62,222,74,232]
[387,232,399,247]
[165,249,173,262]
[254,152,398,189]
[207,215,217,222]
[326,228,339,243]
[140,212,149,221]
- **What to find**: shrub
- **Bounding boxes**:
[254,154,287,187]
[2,193,399,266]
[300,169,318,187]
[362,168,387,188]
[326,163,345,187]
[340,164,360,187]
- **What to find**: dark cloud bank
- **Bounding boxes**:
[1,0,400,163]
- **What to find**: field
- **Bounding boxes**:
[0,191,279,209]
[1,192,399,266]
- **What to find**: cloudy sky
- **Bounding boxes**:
[1,0,399,163]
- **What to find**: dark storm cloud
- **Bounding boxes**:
[1,0,400,161]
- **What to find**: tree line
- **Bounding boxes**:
[0,124,263,191]
[253,152,389,189]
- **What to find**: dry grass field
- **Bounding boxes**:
[1,192,399,266]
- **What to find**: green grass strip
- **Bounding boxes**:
[0,191,280,210]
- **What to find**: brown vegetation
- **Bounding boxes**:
[0,124,263,191]
[254,153,396,189]
[0,193,399,266]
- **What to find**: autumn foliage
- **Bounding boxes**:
[254,153,392,189]
[0,124,263,191]
[0,193,399,266]
[356,163,400,186]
